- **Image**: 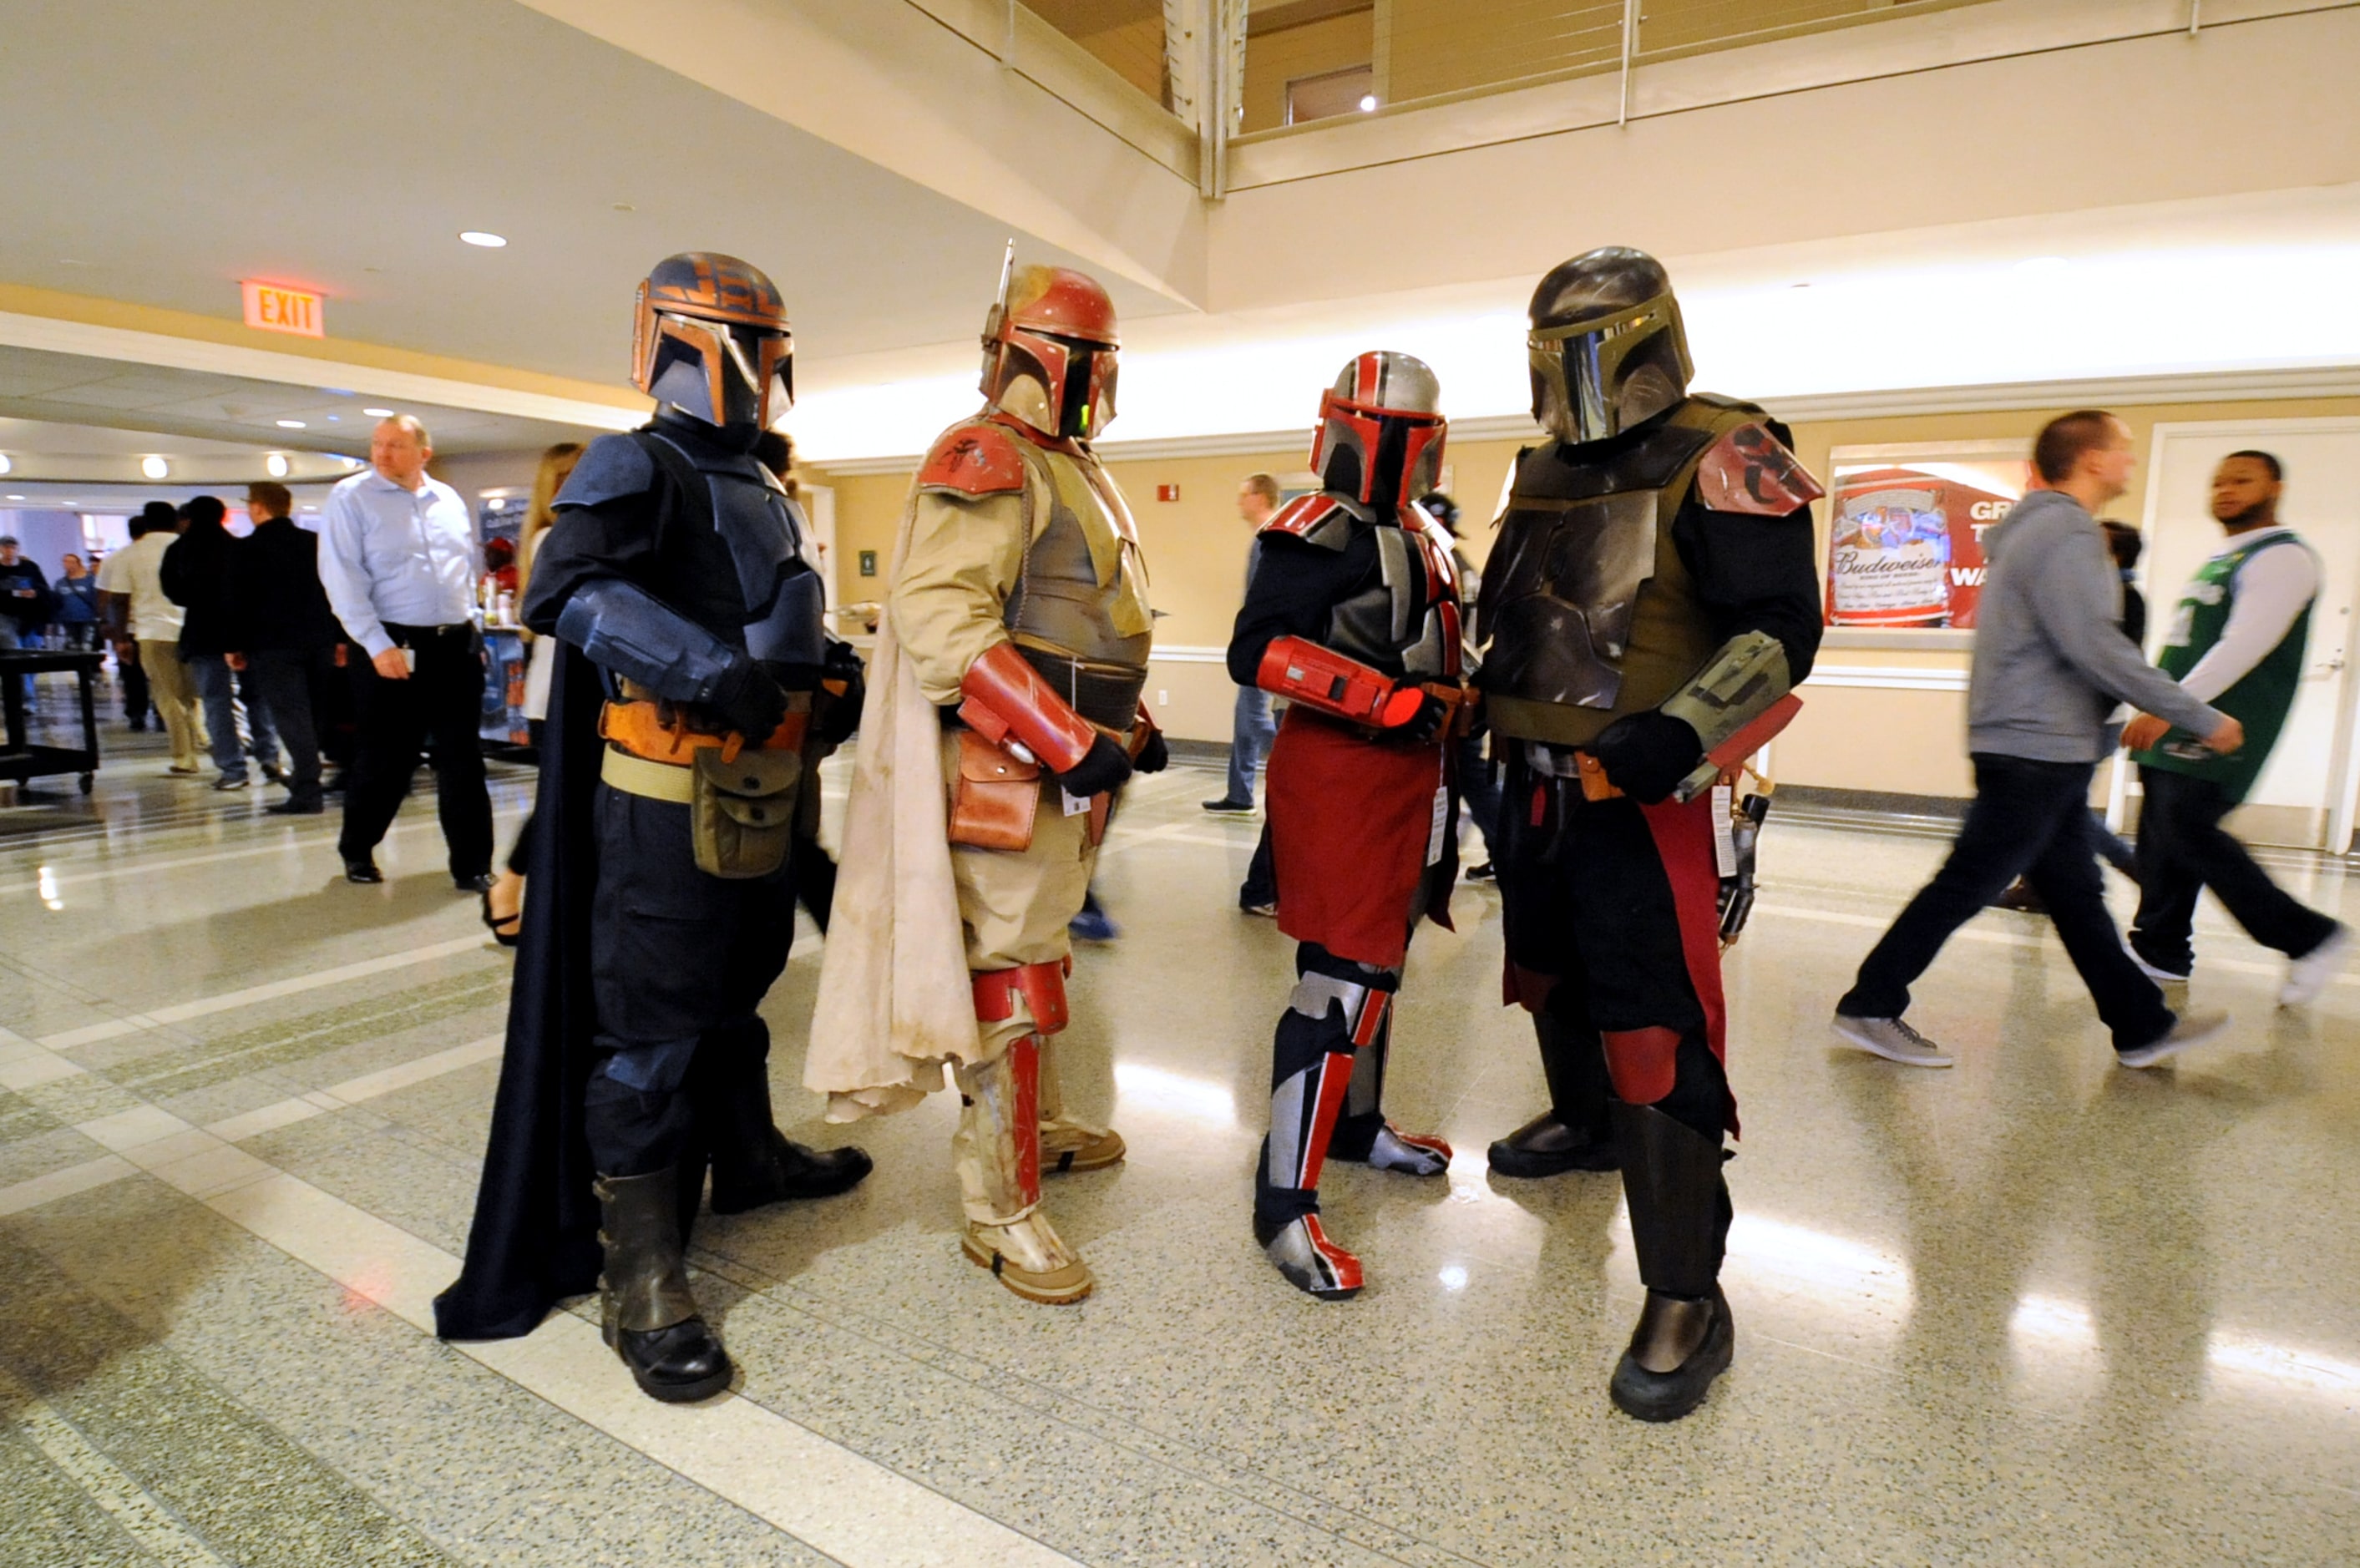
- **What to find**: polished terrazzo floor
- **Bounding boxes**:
[3,683,2357,1565]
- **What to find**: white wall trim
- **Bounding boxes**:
[1804,663,1970,692]
[1148,644,1229,665]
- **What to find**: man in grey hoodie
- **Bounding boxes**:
[1832,411,2244,1070]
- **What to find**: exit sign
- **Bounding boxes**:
[241,281,325,338]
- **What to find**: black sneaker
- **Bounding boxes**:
[266,797,325,816]
[343,858,382,884]
[1202,797,1254,813]
[1465,861,1497,882]
[453,873,495,894]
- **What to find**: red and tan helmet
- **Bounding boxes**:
[1310,351,1446,507]
[631,252,793,430]
[980,261,1119,442]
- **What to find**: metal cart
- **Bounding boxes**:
[0,648,105,796]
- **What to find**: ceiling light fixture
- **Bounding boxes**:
[266,454,291,478]
[276,419,306,429]
[4,495,22,502]
[458,230,508,248]
[362,407,395,417]
[140,456,170,479]
[1358,94,1378,112]
[0,454,11,475]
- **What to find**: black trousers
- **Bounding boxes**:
[1842,753,2173,1051]
[243,648,328,800]
[118,642,150,724]
[1495,751,1728,1141]
[2130,766,2337,974]
[338,626,492,878]
[581,785,795,1175]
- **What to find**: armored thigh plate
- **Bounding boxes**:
[1481,492,1657,711]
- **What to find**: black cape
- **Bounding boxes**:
[433,645,608,1339]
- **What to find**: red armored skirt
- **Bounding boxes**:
[1267,706,1451,970]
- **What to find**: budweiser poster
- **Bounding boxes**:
[1826,461,2024,630]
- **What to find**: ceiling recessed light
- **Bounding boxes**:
[362,407,396,417]
[458,230,508,248]
[611,202,636,213]
[276,419,306,429]
[140,456,169,479]
[0,454,11,475]
[4,494,22,502]
[266,454,291,478]
[1358,94,1378,112]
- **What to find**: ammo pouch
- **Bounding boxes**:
[948,728,1041,852]
[691,746,802,879]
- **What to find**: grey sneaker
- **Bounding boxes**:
[2117,1008,2229,1069]
[1831,1013,1954,1068]
[2279,925,2350,1009]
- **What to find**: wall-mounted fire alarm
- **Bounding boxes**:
[1155,483,1180,502]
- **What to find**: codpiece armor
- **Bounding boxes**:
[1227,352,1469,1299]
[453,252,872,1404]
[884,260,1164,1307]
[1477,248,1824,1423]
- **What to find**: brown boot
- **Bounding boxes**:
[954,1035,1092,1304]
[1035,1034,1125,1173]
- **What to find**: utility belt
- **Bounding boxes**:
[1008,644,1147,731]
[1525,741,1623,802]
[597,695,809,878]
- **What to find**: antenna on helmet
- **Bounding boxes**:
[994,238,1015,313]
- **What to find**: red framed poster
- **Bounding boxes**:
[1825,456,2028,630]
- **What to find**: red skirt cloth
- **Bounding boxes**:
[1268,706,1450,969]
[1638,792,1736,1135]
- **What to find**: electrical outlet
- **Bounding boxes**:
[1157,689,1168,706]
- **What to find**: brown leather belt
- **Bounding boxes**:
[600,695,810,765]
[1011,645,1147,731]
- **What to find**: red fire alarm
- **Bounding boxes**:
[1155,483,1181,502]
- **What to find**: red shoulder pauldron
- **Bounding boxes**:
[918,422,1028,497]
[1260,493,1353,548]
[1695,422,1826,516]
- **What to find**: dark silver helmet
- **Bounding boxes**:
[1527,247,1692,445]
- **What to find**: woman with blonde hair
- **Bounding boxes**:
[483,441,583,944]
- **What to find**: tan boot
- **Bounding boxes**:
[1035,1034,1125,1173]
[954,1034,1093,1304]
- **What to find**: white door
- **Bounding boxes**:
[2137,419,2360,850]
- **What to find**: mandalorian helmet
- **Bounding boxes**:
[1310,351,1446,508]
[632,252,794,431]
[1527,247,1692,445]
[981,263,1119,442]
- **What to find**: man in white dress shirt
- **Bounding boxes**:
[317,415,492,887]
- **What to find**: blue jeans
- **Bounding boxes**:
[1225,686,1277,804]
[0,622,31,706]
[190,654,281,781]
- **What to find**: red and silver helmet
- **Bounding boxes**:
[631,252,793,432]
[981,263,1119,442]
[1310,351,1446,507]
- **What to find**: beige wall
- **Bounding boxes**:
[1242,10,1375,132]
[809,390,2360,790]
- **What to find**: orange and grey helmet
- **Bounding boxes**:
[631,252,793,431]
[1310,351,1446,508]
[980,262,1119,442]
[1527,247,1692,446]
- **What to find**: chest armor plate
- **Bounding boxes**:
[1328,516,1465,681]
[657,432,828,667]
[1006,447,1153,673]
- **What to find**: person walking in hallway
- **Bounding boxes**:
[51,553,100,650]
[2119,449,2349,1006]
[1833,411,2245,1071]
[99,503,205,771]
[225,482,340,816]
[0,533,57,707]
[1206,472,1283,813]
[163,495,282,789]
[317,415,494,888]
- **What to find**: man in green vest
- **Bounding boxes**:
[2120,449,2348,1005]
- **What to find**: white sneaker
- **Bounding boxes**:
[1831,1013,1955,1068]
[2279,925,2351,1009]
[2117,1008,2229,1069]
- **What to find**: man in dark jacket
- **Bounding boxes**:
[162,496,280,790]
[225,483,341,813]
[0,534,58,707]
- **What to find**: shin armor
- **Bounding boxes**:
[956,984,1092,1304]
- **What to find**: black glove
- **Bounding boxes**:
[816,642,866,745]
[1379,686,1452,746]
[1591,710,1703,804]
[1053,734,1134,797]
[709,660,789,745]
[1134,726,1169,774]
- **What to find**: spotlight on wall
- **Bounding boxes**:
[266,453,291,478]
[141,456,170,480]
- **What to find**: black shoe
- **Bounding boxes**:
[266,796,325,816]
[596,1168,733,1403]
[453,873,494,894]
[611,1318,734,1404]
[1202,797,1253,813]
[1465,861,1497,882]
[322,772,348,794]
[259,761,288,784]
[343,858,382,883]
[1609,1288,1735,1423]
[1486,1111,1618,1177]
[127,718,148,733]
[212,775,251,792]
[711,1130,874,1215]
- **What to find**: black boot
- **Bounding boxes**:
[1488,1009,1617,1177]
[1606,1101,1735,1422]
[697,1030,873,1215]
[596,1168,733,1404]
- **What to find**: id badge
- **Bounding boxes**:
[1425,781,1450,866]
[1712,783,1738,878]
[1061,787,1091,817]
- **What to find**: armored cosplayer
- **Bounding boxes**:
[809,259,1163,1306]
[1477,248,1823,1420]
[1227,352,1468,1298]
[436,254,871,1403]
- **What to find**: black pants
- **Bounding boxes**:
[1496,752,1729,1141]
[243,648,328,801]
[1456,731,1503,862]
[338,626,493,878]
[582,785,795,1175]
[2130,766,2337,974]
[1239,820,1277,909]
[118,642,149,725]
[1841,753,2173,1052]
